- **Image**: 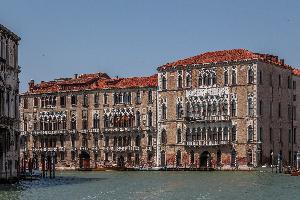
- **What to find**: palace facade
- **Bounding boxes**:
[20,49,300,170]
[20,73,157,169]
[157,49,300,170]
[0,24,21,181]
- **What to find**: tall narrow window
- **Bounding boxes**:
[33,97,38,107]
[224,70,228,85]
[278,75,281,87]
[186,72,191,87]
[161,129,167,144]
[103,93,108,105]
[232,126,237,141]
[248,68,254,84]
[94,93,99,106]
[23,98,28,109]
[248,97,254,116]
[136,111,141,126]
[93,113,100,129]
[278,102,281,118]
[248,125,253,142]
[259,100,263,116]
[148,111,152,127]
[136,91,141,104]
[232,70,237,85]
[82,110,88,130]
[177,129,181,143]
[231,100,237,117]
[162,76,167,90]
[198,74,203,87]
[162,104,167,120]
[148,90,153,103]
[83,94,88,107]
[176,103,183,119]
[258,127,263,142]
[71,95,77,106]
[259,71,263,84]
[60,96,66,108]
[177,71,183,89]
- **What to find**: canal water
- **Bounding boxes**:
[1,171,300,200]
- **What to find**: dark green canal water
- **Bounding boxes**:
[0,171,299,200]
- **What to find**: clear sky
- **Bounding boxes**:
[1,0,300,91]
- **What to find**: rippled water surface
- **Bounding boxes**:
[1,171,300,200]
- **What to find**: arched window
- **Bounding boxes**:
[231,100,237,117]
[247,149,253,166]
[148,111,152,127]
[186,128,191,142]
[186,102,191,117]
[232,70,237,85]
[222,101,228,115]
[231,149,237,167]
[136,111,141,126]
[93,113,99,129]
[176,103,183,119]
[248,125,254,142]
[203,73,208,86]
[192,128,196,141]
[232,125,237,141]
[248,97,254,116]
[178,73,183,89]
[224,70,228,85]
[212,101,217,115]
[223,127,228,141]
[161,151,166,167]
[148,135,152,146]
[162,76,167,90]
[197,127,201,140]
[177,129,181,143]
[162,104,167,120]
[248,68,254,84]
[198,75,203,87]
[211,73,216,85]
[186,72,192,87]
[161,129,167,144]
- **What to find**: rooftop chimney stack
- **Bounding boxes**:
[280,59,285,65]
[74,74,78,79]
[28,79,35,91]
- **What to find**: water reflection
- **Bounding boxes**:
[0,171,300,200]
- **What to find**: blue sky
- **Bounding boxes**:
[1,0,300,91]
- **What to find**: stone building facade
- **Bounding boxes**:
[0,24,21,181]
[20,73,157,169]
[20,48,300,171]
[156,49,300,170]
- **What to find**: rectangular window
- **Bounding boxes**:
[270,101,273,118]
[60,96,66,108]
[279,128,282,143]
[82,110,88,130]
[136,91,141,104]
[104,93,108,105]
[289,129,292,143]
[293,81,296,90]
[293,95,296,101]
[278,75,281,88]
[258,127,263,142]
[270,128,273,142]
[23,98,28,109]
[94,93,99,106]
[259,71,263,85]
[288,76,291,89]
[83,94,89,107]
[259,100,263,116]
[33,97,38,107]
[71,95,77,106]
[293,106,296,120]
[294,128,297,144]
[148,90,153,103]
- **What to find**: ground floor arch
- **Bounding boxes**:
[200,151,211,168]
[79,151,90,169]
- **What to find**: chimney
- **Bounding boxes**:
[280,59,285,65]
[28,79,34,91]
[74,73,78,79]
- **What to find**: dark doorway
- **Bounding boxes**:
[161,151,166,167]
[200,151,211,168]
[217,150,221,166]
[79,151,90,169]
[117,155,125,167]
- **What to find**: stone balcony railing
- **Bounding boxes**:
[80,146,89,151]
[31,147,59,152]
[69,129,77,134]
[58,146,66,152]
[31,130,68,135]
[90,128,100,133]
[185,115,230,122]
[103,146,141,152]
[102,126,142,133]
[71,146,77,151]
[20,131,29,136]
[91,146,99,152]
[185,140,231,147]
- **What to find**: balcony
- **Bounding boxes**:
[20,131,29,136]
[90,128,100,133]
[32,130,68,135]
[103,146,141,152]
[59,147,66,152]
[185,115,230,123]
[71,147,77,151]
[81,129,89,134]
[70,129,77,134]
[91,146,99,152]
[80,146,89,151]
[146,146,153,151]
[102,126,141,133]
[185,140,231,147]
[32,147,58,152]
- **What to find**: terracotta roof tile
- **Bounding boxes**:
[158,49,294,71]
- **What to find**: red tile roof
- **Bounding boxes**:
[27,72,157,94]
[293,69,300,76]
[91,74,158,90]
[158,49,294,71]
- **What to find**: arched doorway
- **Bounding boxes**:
[79,151,90,169]
[117,155,125,167]
[200,151,211,168]
[161,151,166,167]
